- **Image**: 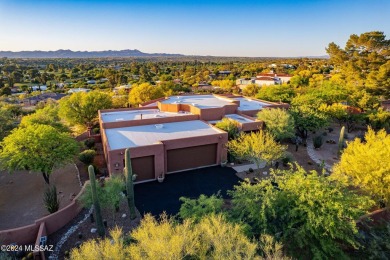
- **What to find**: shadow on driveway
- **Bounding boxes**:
[134,166,240,217]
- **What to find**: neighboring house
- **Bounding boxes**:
[256,72,292,84]
[99,94,288,183]
[86,80,96,84]
[113,84,131,93]
[255,76,278,86]
[31,85,48,91]
[22,93,66,106]
[68,88,91,94]
[237,72,292,89]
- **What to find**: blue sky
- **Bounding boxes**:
[0,0,389,57]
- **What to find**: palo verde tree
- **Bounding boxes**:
[230,165,373,259]
[70,214,262,260]
[227,130,286,169]
[257,108,295,141]
[215,118,240,140]
[0,124,79,184]
[59,91,112,132]
[332,128,390,206]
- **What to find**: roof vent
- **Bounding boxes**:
[155,124,163,129]
[192,103,198,107]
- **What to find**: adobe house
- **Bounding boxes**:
[99,94,288,183]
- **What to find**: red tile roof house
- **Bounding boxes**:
[98,94,288,183]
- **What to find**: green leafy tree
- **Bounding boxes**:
[20,103,68,132]
[227,131,286,169]
[215,118,240,140]
[0,107,16,141]
[59,91,112,130]
[256,84,296,103]
[257,108,295,140]
[332,128,390,206]
[289,105,328,138]
[230,165,373,259]
[128,83,164,106]
[0,124,79,184]
[319,103,363,132]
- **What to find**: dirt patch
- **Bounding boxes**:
[307,124,364,169]
[0,164,81,230]
[234,142,322,183]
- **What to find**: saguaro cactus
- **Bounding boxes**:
[88,165,105,236]
[124,148,137,219]
[338,126,345,156]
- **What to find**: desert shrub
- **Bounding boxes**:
[92,127,100,135]
[281,152,294,165]
[179,194,224,222]
[44,185,60,213]
[84,138,95,149]
[313,135,324,149]
[79,149,96,164]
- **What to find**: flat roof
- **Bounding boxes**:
[208,114,255,124]
[105,120,221,150]
[225,114,255,123]
[233,97,270,111]
[100,109,190,123]
[161,95,234,109]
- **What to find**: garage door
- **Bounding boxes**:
[132,156,155,181]
[167,144,217,173]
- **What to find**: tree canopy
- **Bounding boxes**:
[230,165,373,259]
[326,31,390,97]
[128,82,164,106]
[227,131,286,169]
[289,105,328,138]
[59,91,112,128]
[0,124,79,184]
[70,214,261,260]
[257,108,295,140]
[215,118,240,140]
[332,128,390,206]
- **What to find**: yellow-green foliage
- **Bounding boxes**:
[215,118,240,140]
[128,83,164,106]
[71,214,260,260]
[332,128,390,205]
[70,227,125,260]
[228,130,286,169]
[129,214,198,259]
[257,108,295,140]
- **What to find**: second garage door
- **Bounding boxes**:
[167,144,217,173]
[132,156,155,182]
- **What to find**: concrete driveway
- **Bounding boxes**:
[134,166,240,216]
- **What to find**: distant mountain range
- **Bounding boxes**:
[0,49,184,58]
[0,49,329,59]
